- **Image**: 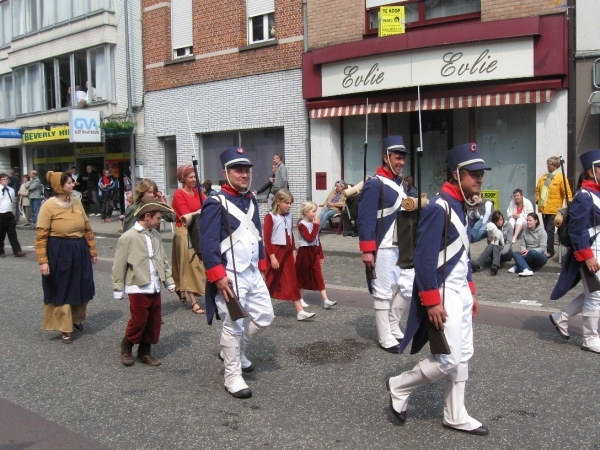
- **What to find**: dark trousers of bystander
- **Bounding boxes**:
[0,211,22,255]
[542,214,556,256]
[101,194,113,220]
[125,292,162,345]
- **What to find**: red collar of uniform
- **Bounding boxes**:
[440,182,463,202]
[221,184,253,198]
[582,180,600,193]
[375,166,396,179]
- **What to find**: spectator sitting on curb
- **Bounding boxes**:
[508,212,547,277]
[471,211,514,276]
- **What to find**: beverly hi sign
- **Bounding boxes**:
[321,38,534,97]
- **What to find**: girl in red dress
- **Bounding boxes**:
[264,190,316,321]
[296,201,337,309]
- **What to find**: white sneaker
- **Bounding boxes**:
[323,300,337,309]
[508,265,517,273]
[300,299,309,308]
[519,269,534,277]
[297,310,316,321]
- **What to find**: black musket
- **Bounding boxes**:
[559,155,570,206]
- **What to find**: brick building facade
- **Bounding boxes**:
[141,0,307,215]
[303,0,570,212]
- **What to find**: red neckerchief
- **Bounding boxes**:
[375,166,397,180]
[221,184,253,199]
[440,182,463,202]
[582,180,600,193]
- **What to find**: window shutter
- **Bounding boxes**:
[171,0,193,50]
[247,0,274,18]
[366,0,399,8]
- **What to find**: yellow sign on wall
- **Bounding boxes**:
[378,6,405,37]
[481,190,500,211]
[76,147,104,155]
[23,126,70,143]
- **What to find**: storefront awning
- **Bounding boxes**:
[308,89,555,119]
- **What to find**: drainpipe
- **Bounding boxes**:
[124,0,135,182]
[303,0,312,200]
[566,0,576,181]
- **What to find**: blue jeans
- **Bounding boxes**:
[512,250,547,272]
[470,219,487,243]
[318,207,338,226]
[30,198,41,225]
[90,189,102,214]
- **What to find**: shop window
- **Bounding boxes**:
[163,137,178,197]
[171,0,193,59]
[201,128,283,192]
[0,74,13,120]
[1,1,11,47]
[342,115,382,185]
[366,0,480,34]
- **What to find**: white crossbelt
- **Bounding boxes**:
[217,195,261,254]
[375,175,406,218]
[580,190,600,238]
[435,198,470,269]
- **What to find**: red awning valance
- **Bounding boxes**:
[308,89,555,119]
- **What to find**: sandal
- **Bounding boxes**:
[61,334,72,344]
[191,303,205,315]
[178,292,188,307]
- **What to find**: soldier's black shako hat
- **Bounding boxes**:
[446,143,491,172]
[579,149,600,171]
[381,135,407,154]
[220,147,253,169]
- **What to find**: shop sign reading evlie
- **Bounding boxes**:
[321,37,534,97]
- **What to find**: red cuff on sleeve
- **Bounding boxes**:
[258,258,267,271]
[206,264,227,283]
[419,289,442,307]
[469,281,476,295]
[359,240,377,252]
[574,247,594,262]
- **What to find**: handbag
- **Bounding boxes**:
[427,194,452,355]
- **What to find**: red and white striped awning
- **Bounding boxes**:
[308,89,555,119]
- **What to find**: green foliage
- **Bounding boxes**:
[99,120,136,130]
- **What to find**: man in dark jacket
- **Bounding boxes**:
[86,165,101,216]
[7,169,20,223]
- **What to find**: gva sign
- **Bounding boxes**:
[69,110,101,143]
[74,118,99,131]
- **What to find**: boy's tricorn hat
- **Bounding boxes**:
[135,194,174,218]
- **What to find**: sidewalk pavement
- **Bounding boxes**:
[73,214,564,273]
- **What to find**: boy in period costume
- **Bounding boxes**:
[199,147,274,399]
[358,135,412,353]
[388,143,490,435]
[112,196,175,366]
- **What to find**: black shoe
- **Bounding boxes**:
[379,344,399,354]
[73,323,83,331]
[343,232,351,237]
[227,386,252,399]
[443,424,489,435]
[385,379,406,424]
[0,253,5,258]
[350,232,358,237]
[549,315,569,340]
[471,262,480,273]
[490,265,499,276]
[14,251,26,257]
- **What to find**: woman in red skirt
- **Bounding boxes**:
[264,190,316,321]
[296,201,336,309]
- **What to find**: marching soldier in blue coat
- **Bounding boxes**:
[358,135,411,353]
[550,149,600,353]
[387,143,490,435]
[199,147,274,399]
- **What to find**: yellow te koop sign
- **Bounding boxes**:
[378,6,405,37]
[481,190,499,211]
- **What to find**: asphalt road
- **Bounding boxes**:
[1,230,599,449]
